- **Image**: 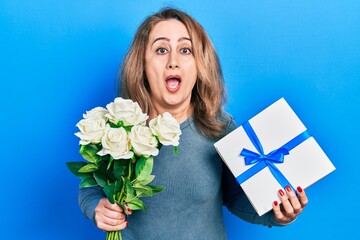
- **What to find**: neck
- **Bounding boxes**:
[150,102,193,124]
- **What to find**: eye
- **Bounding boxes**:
[156,47,168,55]
[180,48,192,55]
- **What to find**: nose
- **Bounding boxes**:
[167,52,179,69]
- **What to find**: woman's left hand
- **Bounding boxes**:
[272,186,308,224]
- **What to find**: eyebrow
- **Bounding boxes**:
[152,37,192,45]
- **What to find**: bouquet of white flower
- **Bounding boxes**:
[67,97,181,240]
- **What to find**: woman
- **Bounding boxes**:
[79,8,308,239]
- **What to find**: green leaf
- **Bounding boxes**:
[126,198,147,211]
[107,121,117,128]
[107,120,125,128]
[103,184,115,204]
[78,163,98,173]
[123,125,132,132]
[66,162,92,180]
[79,144,102,163]
[80,176,97,188]
[97,161,117,182]
[174,146,179,156]
[124,179,136,202]
[133,183,153,197]
[113,160,128,179]
[148,185,165,194]
[93,172,107,188]
[113,166,127,179]
[135,156,153,181]
[107,156,114,170]
[114,180,123,194]
[137,175,155,185]
[117,120,124,127]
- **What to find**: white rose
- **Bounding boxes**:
[149,112,181,146]
[83,106,108,119]
[75,117,106,145]
[97,124,134,159]
[129,125,159,157]
[105,97,148,126]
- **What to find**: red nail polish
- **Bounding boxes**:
[126,221,129,226]
[274,201,278,206]
[279,189,285,196]
[286,186,292,192]
[297,186,303,193]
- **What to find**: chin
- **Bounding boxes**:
[162,97,183,107]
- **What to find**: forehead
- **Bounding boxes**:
[149,19,190,40]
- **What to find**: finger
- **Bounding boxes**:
[94,208,127,229]
[272,200,285,223]
[95,199,126,221]
[285,186,302,214]
[99,214,125,227]
[96,220,129,232]
[102,208,126,220]
[296,186,308,208]
[123,203,133,215]
[102,199,124,213]
[278,189,295,219]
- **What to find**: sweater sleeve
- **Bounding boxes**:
[78,186,106,225]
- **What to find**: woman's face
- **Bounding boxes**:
[145,19,197,114]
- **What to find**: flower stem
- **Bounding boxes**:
[128,159,133,179]
[106,231,122,240]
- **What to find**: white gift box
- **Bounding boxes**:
[214,98,335,216]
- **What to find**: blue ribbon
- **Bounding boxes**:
[237,121,311,192]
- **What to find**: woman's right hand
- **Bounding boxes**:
[94,198,132,231]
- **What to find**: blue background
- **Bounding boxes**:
[1,0,359,239]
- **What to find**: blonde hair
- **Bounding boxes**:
[120,8,228,139]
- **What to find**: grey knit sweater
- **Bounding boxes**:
[78,115,283,240]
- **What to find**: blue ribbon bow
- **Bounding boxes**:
[237,121,311,192]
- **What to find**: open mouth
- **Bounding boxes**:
[165,75,181,92]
